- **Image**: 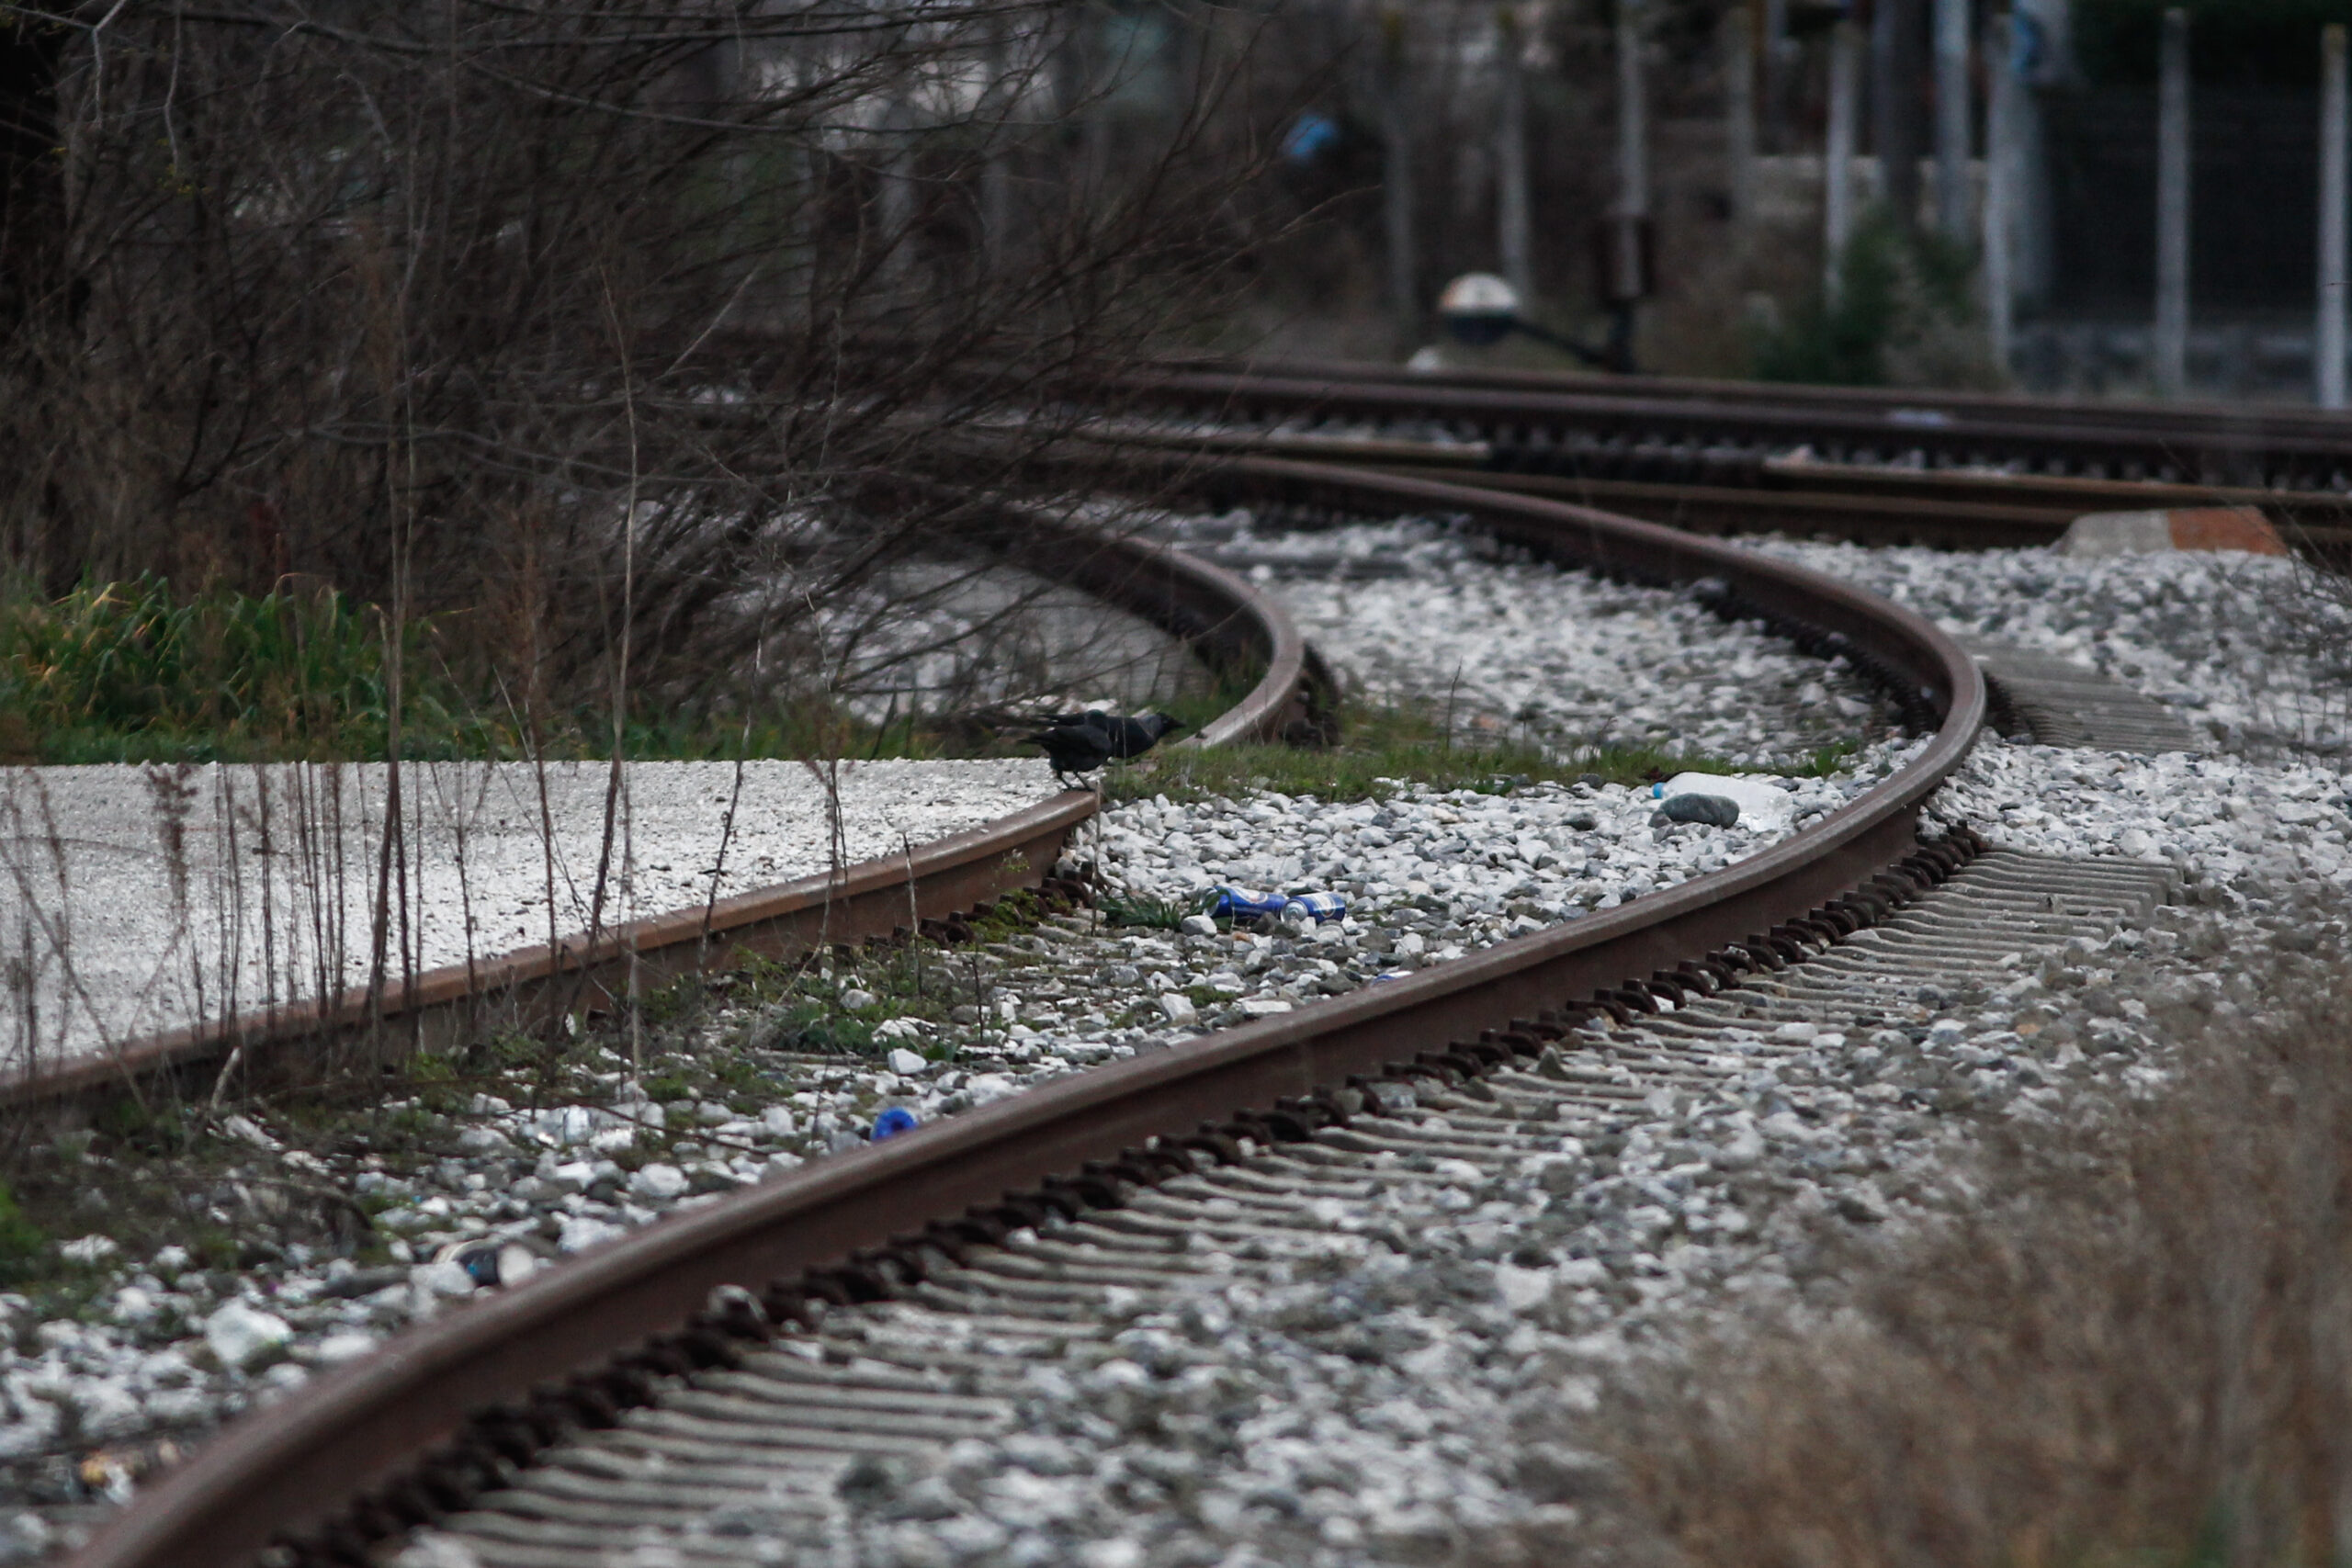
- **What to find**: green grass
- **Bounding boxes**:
[1105,697,1860,806]
[0,574,1142,766]
[0,574,515,763]
[1098,892,1192,930]
[0,580,1871,797]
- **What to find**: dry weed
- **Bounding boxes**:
[1576,941,2352,1568]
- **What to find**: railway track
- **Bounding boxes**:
[0,509,1329,1120]
[371,840,2179,1568]
[1100,362,2352,551]
[63,345,2302,1562]
[69,455,2001,1568]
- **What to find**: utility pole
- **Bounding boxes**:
[1606,0,1652,368]
[1984,8,2019,375]
[1762,0,1792,152]
[1874,0,1928,231]
[1826,18,1861,297]
[2320,23,2347,409]
[1934,0,1972,238]
[1616,0,1650,236]
[1378,6,1419,345]
[2154,6,2190,399]
[1497,6,1533,300]
[1725,6,1758,232]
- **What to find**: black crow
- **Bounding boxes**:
[1046,710,1181,760]
[1025,714,1116,787]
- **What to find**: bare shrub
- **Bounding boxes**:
[0,0,1287,726]
[1569,947,2352,1568]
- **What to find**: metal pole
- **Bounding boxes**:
[1378,7,1419,344]
[1763,0,1791,152]
[1934,0,1972,237]
[2154,6,2190,399]
[1726,6,1757,231]
[2320,24,2347,408]
[1874,0,1926,231]
[1616,0,1650,228]
[1984,8,2018,376]
[1826,18,1861,297]
[1600,0,1652,370]
[1496,6,1533,299]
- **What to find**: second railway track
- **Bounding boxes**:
[1101,362,2352,552]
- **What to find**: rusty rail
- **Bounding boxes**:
[70,457,1982,1568]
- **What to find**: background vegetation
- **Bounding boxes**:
[0,0,1295,753]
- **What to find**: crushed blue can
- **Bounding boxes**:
[1204,886,1291,920]
[1205,886,1349,924]
[872,1107,920,1142]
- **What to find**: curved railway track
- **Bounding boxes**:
[0,512,1329,1120]
[66,452,1997,1568]
[1102,361,2352,552]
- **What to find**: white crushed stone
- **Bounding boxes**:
[828,542,2352,1568]
[1749,537,2352,755]
[1094,758,1915,939]
[1735,536,2352,908]
[0,760,1059,1069]
[27,531,2341,1564]
[1176,513,1895,764]
[842,887,2320,1568]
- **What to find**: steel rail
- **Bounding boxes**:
[67,458,1984,1568]
[1108,367,2352,532]
[1156,353,2352,450]
[1091,423,2089,547]
[0,519,1324,1120]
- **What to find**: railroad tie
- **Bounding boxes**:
[1962,638,2204,755]
[367,848,2177,1568]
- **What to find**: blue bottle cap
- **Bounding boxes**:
[872,1107,920,1141]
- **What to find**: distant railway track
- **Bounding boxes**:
[68,453,1996,1568]
[1101,362,2352,551]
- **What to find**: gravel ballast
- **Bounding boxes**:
[0,522,1906,1556]
[1174,511,1897,765]
[803,532,2352,1568]
[809,875,2326,1568]
[9,523,2340,1565]
[1750,537,2352,755]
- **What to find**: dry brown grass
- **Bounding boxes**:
[1577,941,2352,1568]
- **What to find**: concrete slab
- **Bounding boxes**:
[0,759,1060,1073]
[2058,505,2286,557]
